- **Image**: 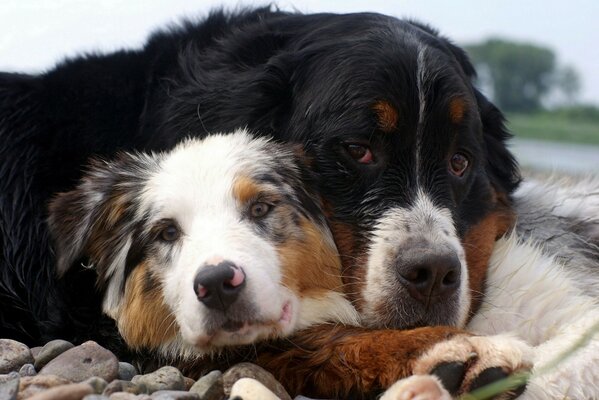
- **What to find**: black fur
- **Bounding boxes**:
[0,7,519,351]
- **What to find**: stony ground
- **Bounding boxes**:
[0,338,317,400]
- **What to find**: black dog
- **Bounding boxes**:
[0,7,518,358]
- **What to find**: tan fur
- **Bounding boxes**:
[449,97,466,124]
[117,263,177,349]
[278,217,343,295]
[372,100,399,132]
[233,175,262,204]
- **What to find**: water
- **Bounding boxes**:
[509,138,599,174]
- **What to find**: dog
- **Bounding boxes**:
[1,6,594,399]
[44,129,533,400]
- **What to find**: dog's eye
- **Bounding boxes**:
[449,153,469,177]
[250,202,271,218]
[344,143,374,164]
[160,225,180,242]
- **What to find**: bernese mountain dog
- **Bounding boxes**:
[1,6,597,399]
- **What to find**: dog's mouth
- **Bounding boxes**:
[195,301,294,348]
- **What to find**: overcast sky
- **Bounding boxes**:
[2,0,598,105]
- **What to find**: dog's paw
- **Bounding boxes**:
[412,335,532,399]
[380,375,452,400]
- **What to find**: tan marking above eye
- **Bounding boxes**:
[449,97,466,124]
[372,100,399,133]
[233,176,262,204]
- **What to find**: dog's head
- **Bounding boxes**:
[48,130,358,357]
[281,16,520,329]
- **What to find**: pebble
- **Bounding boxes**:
[131,367,185,393]
[39,341,119,382]
[150,390,200,399]
[188,370,222,399]
[222,363,292,400]
[118,362,138,382]
[0,372,19,400]
[34,339,75,370]
[19,363,37,377]
[0,337,325,400]
[230,378,281,400]
[0,339,34,374]
[26,381,94,400]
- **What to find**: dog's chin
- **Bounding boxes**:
[183,300,296,351]
[362,295,464,330]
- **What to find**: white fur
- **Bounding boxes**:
[466,176,599,399]
[363,190,470,327]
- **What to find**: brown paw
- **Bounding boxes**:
[380,375,452,400]
[413,335,532,399]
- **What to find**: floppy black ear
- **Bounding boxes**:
[474,89,521,195]
[47,154,155,276]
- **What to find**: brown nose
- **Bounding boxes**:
[194,261,246,312]
[396,253,461,304]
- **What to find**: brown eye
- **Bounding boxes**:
[160,225,180,242]
[345,143,374,164]
[449,153,469,177]
[250,202,271,218]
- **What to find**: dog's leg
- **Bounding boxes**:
[256,325,532,399]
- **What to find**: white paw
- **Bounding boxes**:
[380,375,452,400]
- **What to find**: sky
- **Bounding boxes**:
[1,0,598,105]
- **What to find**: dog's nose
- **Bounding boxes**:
[194,261,246,312]
[397,253,461,304]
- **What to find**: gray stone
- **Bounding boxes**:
[150,390,200,399]
[39,341,119,383]
[188,370,223,400]
[19,363,37,377]
[25,381,94,400]
[109,393,150,400]
[131,366,185,393]
[222,363,291,400]
[30,347,43,359]
[183,377,195,391]
[0,371,20,384]
[85,376,109,394]
[19,374,72,398]
[103,379,146,396]
[0,372,19,400]
[0,339,33,374]
[34,339,75,370]
[118,362,138,381]
[82,395,110,400]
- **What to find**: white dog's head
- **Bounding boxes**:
[48,130,358,358]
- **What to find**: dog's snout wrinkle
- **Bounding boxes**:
[397,251,461,305]
[194,261,246,312]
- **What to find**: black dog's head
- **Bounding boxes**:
[148,11,520,329]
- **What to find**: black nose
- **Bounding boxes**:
[194,261,246,312]
[397,253,461,305]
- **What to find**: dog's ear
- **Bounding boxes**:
[48,154,154,277]
[474,89,521,196]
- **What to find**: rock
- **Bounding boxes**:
[85,377,108,394]
[0,371,20,384]
[182,377,195,391]
[131,367,185,393]
[19,363,36,377]
[150,390,200,399]
[0,339,34,374]
[0,372,19,400]
[230,378,281,400]
[82,395,110,400]
[188,370,222,400]
[39,341,119,383]
[222,363,291,400]
[102,380,146,396]
[109,393,150,400]
[118,362,138,381]
[25,382,94,400]
[30,347,43,359]
[34,340,75,370]
[19,374,72,398]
